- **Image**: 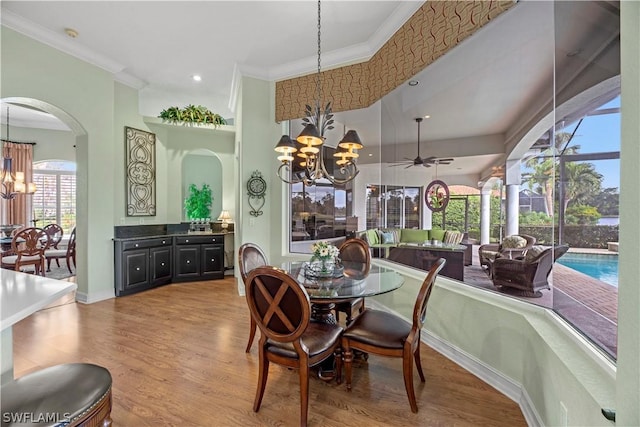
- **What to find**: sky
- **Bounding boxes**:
[561,96,620,190]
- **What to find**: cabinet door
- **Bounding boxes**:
[174,245,201,280]
[150,246,173,285]
[201,244,224,279]
[122,249,150,291]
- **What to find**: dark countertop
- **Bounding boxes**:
[113,232,232,242]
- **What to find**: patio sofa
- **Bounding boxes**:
[356,228,464,258]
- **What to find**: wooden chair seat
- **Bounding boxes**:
[1,363,112,427]
[0,227,49,276]
[246,266,343,427]
[45,227,76,274]
[342,258,446,414]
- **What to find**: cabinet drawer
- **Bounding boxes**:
[122,238,172,251]
[174,235,222,245]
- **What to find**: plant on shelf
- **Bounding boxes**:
[184,183,213,220]
[159,105,227,127]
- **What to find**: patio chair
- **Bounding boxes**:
[491,245,569,297]
[478,234,537,275]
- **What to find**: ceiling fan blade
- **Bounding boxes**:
[422,163,432,168]
[389,163,410,167]
[404,164,414,169]
[438,158,455,162]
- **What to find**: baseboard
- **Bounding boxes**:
[368,299,542,427]
[75,289,115,304]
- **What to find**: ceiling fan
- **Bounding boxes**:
[389,117,454,169]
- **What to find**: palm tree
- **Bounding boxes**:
[561,162,603,212]
[523,131,579,216]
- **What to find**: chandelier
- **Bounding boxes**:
[274,0,363,186]
[1,106,37,200]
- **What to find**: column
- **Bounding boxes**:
[504,159,521,237]
[480,187,491,245]
[505,184,520,237]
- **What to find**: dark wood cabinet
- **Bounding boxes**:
[173,235,224,282]
[114,237,173,296]
[115,234,225,296]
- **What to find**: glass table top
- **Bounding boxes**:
[282,261,404,301]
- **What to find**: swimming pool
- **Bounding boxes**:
[557,253,618,287]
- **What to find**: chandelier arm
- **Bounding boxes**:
[277,163,303,185]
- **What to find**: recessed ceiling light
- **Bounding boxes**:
[408,80,419,86]
[64,28,78,38]
[192,75,202,82]
[424,115,430,119]
[368,153,373,157]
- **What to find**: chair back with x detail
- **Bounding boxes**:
[238,242,269,352]
[245,266,343,427]
[342,257,446,413]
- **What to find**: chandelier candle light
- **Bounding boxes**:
[1,106,37,200]
[274,0,364,186]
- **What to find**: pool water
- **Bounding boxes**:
[557,253,618,287]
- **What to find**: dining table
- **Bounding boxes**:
[281,260,405,324]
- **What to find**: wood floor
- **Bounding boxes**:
[13,278,526,426]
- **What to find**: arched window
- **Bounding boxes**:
[32,160,76,234]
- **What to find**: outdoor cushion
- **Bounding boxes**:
[443,230,463,244]
[365,229,379,245]
[400,229,430,243]
[430,229,446,241]
[380,231,395,244]
[381,228,400,244]
[524,245,547,262]
[502,235,527,249]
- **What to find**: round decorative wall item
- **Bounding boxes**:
[425,180,450,212]
[247,170,267,217]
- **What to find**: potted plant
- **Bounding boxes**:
[159,105,226,127]
[184,183,213,220]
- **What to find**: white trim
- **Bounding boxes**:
[75,289,114,304]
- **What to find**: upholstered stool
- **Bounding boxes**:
[1,363,112,427]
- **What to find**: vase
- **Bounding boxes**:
[320,258,334,273]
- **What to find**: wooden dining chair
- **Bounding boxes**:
[45,227,76,274]
[42,223,64,271]
[238,242,269,352]
[341,258,446,413]
[334,238,371,324]
[245,267,343,427]
[0,227,51,276]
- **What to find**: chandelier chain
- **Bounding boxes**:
[316,0,322,112]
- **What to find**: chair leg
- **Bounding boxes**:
[299,362,310,427]
[253,349,269,412]
[414,344,425,383]
[47,258,52,272]
[245,317,257,353]
[342,339,353,391]
[334,348,342,385]
[403,351,418,413]
[67,255,74,274]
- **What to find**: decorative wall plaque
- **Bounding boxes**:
[425,179,450,212]
[247,170,266,217]
[125,126,156,216]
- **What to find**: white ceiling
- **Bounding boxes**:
[1,0,620,179]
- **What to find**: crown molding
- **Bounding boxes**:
[1,9,143,89]
[239,1,424,83]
